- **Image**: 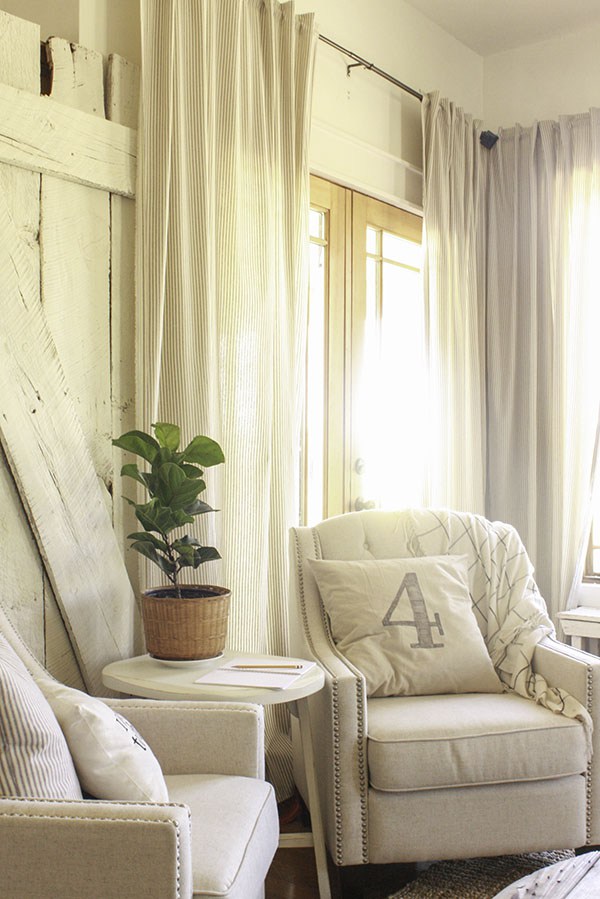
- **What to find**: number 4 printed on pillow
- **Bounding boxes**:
[382,572,445,649]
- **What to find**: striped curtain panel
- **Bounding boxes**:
[136,0,316,796]
[421,92,488,514]
[485,112,600,619]
[422,95,600,620]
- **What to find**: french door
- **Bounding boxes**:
[302,176,425,525]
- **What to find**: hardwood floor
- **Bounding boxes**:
[265,848,419,899]
[266,794,419,899]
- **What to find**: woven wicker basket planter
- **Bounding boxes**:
[141,585,230,661]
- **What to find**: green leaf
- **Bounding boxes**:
[153,422,181,452]
[113,430,160,463]
[155,462,186,501]
[135,499,193,535]
[172,479,206,510]
[153,446,174,468]
[180,463,204,479]
[194,545,221,564]
[127,532,169,553]
[120,463,147,487]
[173,543,197,564]
[172,535,202,548]
[131,541,176,576]
[184,499,213,516]
[177,545,220,569]
[181,435,225,467]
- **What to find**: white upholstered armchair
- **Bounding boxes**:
[289,509,600,870]
[0,604,278,899]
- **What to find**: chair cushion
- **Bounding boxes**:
[367,692,588,792]
[165,773,278,899]
[38,679,169,802]
[308,555,503,697]
[0,634,82,800]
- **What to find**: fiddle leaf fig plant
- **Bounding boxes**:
[113,423,224,593]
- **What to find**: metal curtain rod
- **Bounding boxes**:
[318,34,424,102]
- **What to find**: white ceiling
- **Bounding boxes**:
[403,0,600,55]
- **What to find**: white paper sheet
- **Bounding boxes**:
[194,657,316,690]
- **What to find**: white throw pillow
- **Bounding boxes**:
[308,555,503,698]
[38,679,169,802]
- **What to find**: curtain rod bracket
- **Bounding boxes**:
[347,61,374,78]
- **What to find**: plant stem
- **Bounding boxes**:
[161,531,182,599]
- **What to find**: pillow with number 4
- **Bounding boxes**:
[308,555,503,697]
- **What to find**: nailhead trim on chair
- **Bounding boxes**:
[293,528,371,867]
[355,677,369,865]
[586,663,594,845]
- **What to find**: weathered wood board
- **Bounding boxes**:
[0,185,135,693]
[106,52,140,599]
[0,10,47,661]
[109,193,140,596]
[46,37,105,117]
[41,176,113,501]
[107,54,140,129]
[0,8,139,685]
[0,80,135,196]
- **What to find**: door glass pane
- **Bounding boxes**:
[366,227,378,255]
[357,229,425,510]
[382,232,421,269]
[309,209,324,239]
[303,214,327,525]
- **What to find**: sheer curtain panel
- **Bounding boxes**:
[136,0,316,795]
[486,112,600,619]
[421,93,488,514]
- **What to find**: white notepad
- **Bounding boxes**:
[194,657,316,690]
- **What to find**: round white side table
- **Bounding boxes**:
[102,651,331,899]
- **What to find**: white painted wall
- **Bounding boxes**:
[484,23,600,129]
[0,0,140,64]
[0,0,78,44]
[295,0,483,210]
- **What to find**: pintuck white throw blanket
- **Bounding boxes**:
[400,509,593,748]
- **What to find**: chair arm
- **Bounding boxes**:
[289,527,369,866]
[104,698,266,778]
[533,636,600,844]
[0,796,192,899]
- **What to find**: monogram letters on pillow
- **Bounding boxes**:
[38,680,169,802]
[308,555,503,697]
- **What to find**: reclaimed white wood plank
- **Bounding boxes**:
[110,194,140,597]
[41,176,113,500]
[0,181,135,694]
[106,54,140,129]
[44,578,86,690]
[0,10,40,92]
[46,37,105,117]
[0,9,46,660]
[0,447,45,662]
[0,80,136,196]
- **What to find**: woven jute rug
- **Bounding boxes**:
[388,849,575,898]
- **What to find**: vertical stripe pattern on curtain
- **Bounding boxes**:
[486,111,600,619]
[421,92,488,514]
[136,0,317,797]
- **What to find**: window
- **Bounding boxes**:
[301,177,424,525]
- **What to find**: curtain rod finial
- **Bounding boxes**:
[480,130,499,150]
